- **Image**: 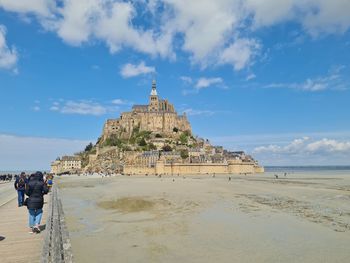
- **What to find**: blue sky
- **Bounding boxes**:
[0,0,350,170]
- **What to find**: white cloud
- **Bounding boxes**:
[180,76,193,84]
[210,132,350,165]
[61,101,107,116]
[50,105,59,111]
[48,0,175,58]
[54,0,97,46]
[212,131,350,146]
[300,0,350,37]
[246,73,256,81]
[182,108,215,116]
[250,136,350,165]
[182,76,226,95]
[264,67,347,92]
[254,137,310,154]
[301,78,327,91]
[0,133,90,170]
[32,106,40,112]
[64,101,108,116]
[219,38,261,71]
[163,0,240,63]
[32,100,41,111]
[95,2,173,57]
[245,0,295,28]
[50,100,117,116]
[111,99,129,105]
[195,77,223,89]
[0,25,18,71]
[253,137,350,156]
[49,98,128,116]
[245,0,350,36]
[305,138,350,153]
[0,0,54,17]
[1,0,350,71]
[0,1,262,70]
[120,61,155,78]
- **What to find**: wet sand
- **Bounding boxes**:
[58,171,350,263]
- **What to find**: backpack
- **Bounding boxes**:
[18,177,26,188]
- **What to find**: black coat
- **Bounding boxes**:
[14,176,28,191]
[25,174,48,209]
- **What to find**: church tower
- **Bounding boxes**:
[149,79,159,112]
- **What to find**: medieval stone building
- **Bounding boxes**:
[102,80,191,141]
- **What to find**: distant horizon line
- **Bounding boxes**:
[264,165,350,170]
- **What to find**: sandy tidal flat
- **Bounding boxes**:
[58,171,350,263]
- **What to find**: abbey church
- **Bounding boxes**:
[102,80,191,141]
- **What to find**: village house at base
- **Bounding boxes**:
[51,81,264,175]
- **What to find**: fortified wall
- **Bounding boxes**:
[124,159,264,175]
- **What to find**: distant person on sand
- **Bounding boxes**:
[25,171,49,234]
[14,172,27,207]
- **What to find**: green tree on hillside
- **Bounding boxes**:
[148,143,157,150]
[183,130,191,136]
[179,133,188,144]
[180,149,189,159]
[104,134,125,147]
[84,142,94,152]
[139,138,147,146]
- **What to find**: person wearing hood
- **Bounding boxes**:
[25,171,49,233]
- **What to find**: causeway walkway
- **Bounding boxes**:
[0,184,49,263]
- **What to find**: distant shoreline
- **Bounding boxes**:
[265,166,350,172]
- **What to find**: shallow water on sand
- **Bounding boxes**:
[58,171,350,263]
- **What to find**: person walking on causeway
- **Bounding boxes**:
[14,172,27,207]
[25,171,49,234]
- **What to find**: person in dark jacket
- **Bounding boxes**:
[14,172,27,207]
[25,171,49,233]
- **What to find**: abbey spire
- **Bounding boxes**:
[150,79,157,96]
[149,79,159,111]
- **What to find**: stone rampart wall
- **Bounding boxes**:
[124,166,156,175]
[123,161,263,175]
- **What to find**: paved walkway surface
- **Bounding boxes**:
[0,182,16,206]
[0,191,49,263]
